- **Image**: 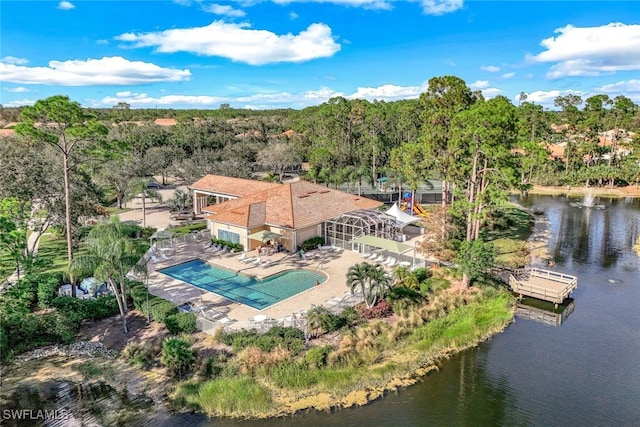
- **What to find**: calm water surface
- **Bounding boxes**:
[12,195,640,427]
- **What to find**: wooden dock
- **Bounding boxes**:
[509,268,577,306]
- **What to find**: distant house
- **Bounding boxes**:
[191,175,382,252]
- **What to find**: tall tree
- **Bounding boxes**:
[419,76,478,237]
[15,96,108,268]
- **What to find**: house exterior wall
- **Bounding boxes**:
[296,223,322,248]
[209,222,248,248]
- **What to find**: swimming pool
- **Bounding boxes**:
[158,259,327,310]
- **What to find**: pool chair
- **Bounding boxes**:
[202,241,213,249]
[241,256,256,264]
[260,259,272,269]
[251,257,263,266]
[202,308,224,321]
[150,254,160,263]
[218,247,229,256]
[160,252,170,261]
[385,258,397,267]
[224,248,237,257]
[373,254,387,263]
[206,243,221,252]
[236,252,248,261]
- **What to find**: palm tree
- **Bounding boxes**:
[392,265,419,290]
[366,263,392,307]
[346,262,392,308]
[353,164,371,196]
[70,217,147,334]
[306,305,334,337]
[126,179,163,229]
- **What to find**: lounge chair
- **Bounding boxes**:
[206,243,221,252]
[251,257,263,266]
[224,248,237,257]
[241,256,257,264]
[150,254,160,263]
[260,259,272,268]
[160,252,170,261]
[373,254,387,263]
[386,258,397,267]
[202,241,213,249]
[236,252,248,261]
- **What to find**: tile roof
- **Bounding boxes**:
[204,180,383,229]
[190,174,280,198]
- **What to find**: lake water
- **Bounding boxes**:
[9,195,640,426]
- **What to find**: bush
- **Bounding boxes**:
[359,300,392,319]
[150,299,178,323]
[304,345,333,369]
[422,277,451,294]
[52,296,120,322]
[210,238,243,252]
[162,337,197,378]
[300,236,324,251]
[123,342,158,369]
[198,357,224,380]
[37,275,61,309]
[412,267,431,284]
[165,312,197,334]
[221,327,305,354]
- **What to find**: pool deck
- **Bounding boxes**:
[146,236,427,332]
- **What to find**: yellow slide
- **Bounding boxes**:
[413,202,428,217]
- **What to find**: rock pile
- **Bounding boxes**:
[15,341,118,363]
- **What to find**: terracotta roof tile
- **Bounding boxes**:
[204,180,382,228]
[191,174,280,198]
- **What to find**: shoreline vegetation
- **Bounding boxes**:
[169,286,515,419]
[525,184,640,198]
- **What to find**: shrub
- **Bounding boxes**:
[162,337,197,378]
[221,327,305,354]
[123,342,158,369]
[37,276,62,309]
[198,357,224,380]
[52,296,120,322]
[359,300,392,319]
[300,236,324,251]
[165,312,197,334]
[150,299,178,323]
[304,345,333,369]
[411,267,431,283]
[209,238,243,252]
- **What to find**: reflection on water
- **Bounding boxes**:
[515,298,575,327]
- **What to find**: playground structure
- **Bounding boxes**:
[400,193,428,217]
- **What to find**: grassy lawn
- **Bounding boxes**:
[36,233,79,277]
[0,249,15,282]
[169,222,207,236]
[483,206,534,267]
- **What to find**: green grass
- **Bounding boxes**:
[483,206,534,242]
[174,377,273,416]
[169,222,207,235]
[35,234,78,277]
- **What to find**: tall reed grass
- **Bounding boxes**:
[173,377,273,416]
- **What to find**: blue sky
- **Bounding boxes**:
[1,1,639,110]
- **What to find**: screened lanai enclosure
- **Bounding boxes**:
[324,209,398,251]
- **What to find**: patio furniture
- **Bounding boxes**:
[150,254,160,263]
[160,252,170,261]
[241,256,257,264]
[224,248,237,257]
[236,252,248,261]
[260,259,272,268]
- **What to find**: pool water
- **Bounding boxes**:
[158,259,326,310]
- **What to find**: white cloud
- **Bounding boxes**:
[346,83,423,101]
[596,79,640,94]
[272,0,393,11]
[517,89,585,108]
[530,23,640,78]
[0,56,191,86]
[420,0,462,15]
[501,72,515,79]
[57,1,75,10]
[289,11,299,20]
[202,3,246,17]
[116,21,340,65]
[480,65,500,72]
[96,39,109,45]
[3,99,36,107]
[481,87,502,98]
[469,80,490,90]
[100,92,225,107]
[5,86,31,93]
[1,56,28,65]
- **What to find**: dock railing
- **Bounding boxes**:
[509,267,578,305]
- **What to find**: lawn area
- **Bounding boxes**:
[35,233,83,278]
[1,249,15,282]
[482,205,534,267]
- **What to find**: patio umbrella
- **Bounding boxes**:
[247,230,282,242]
